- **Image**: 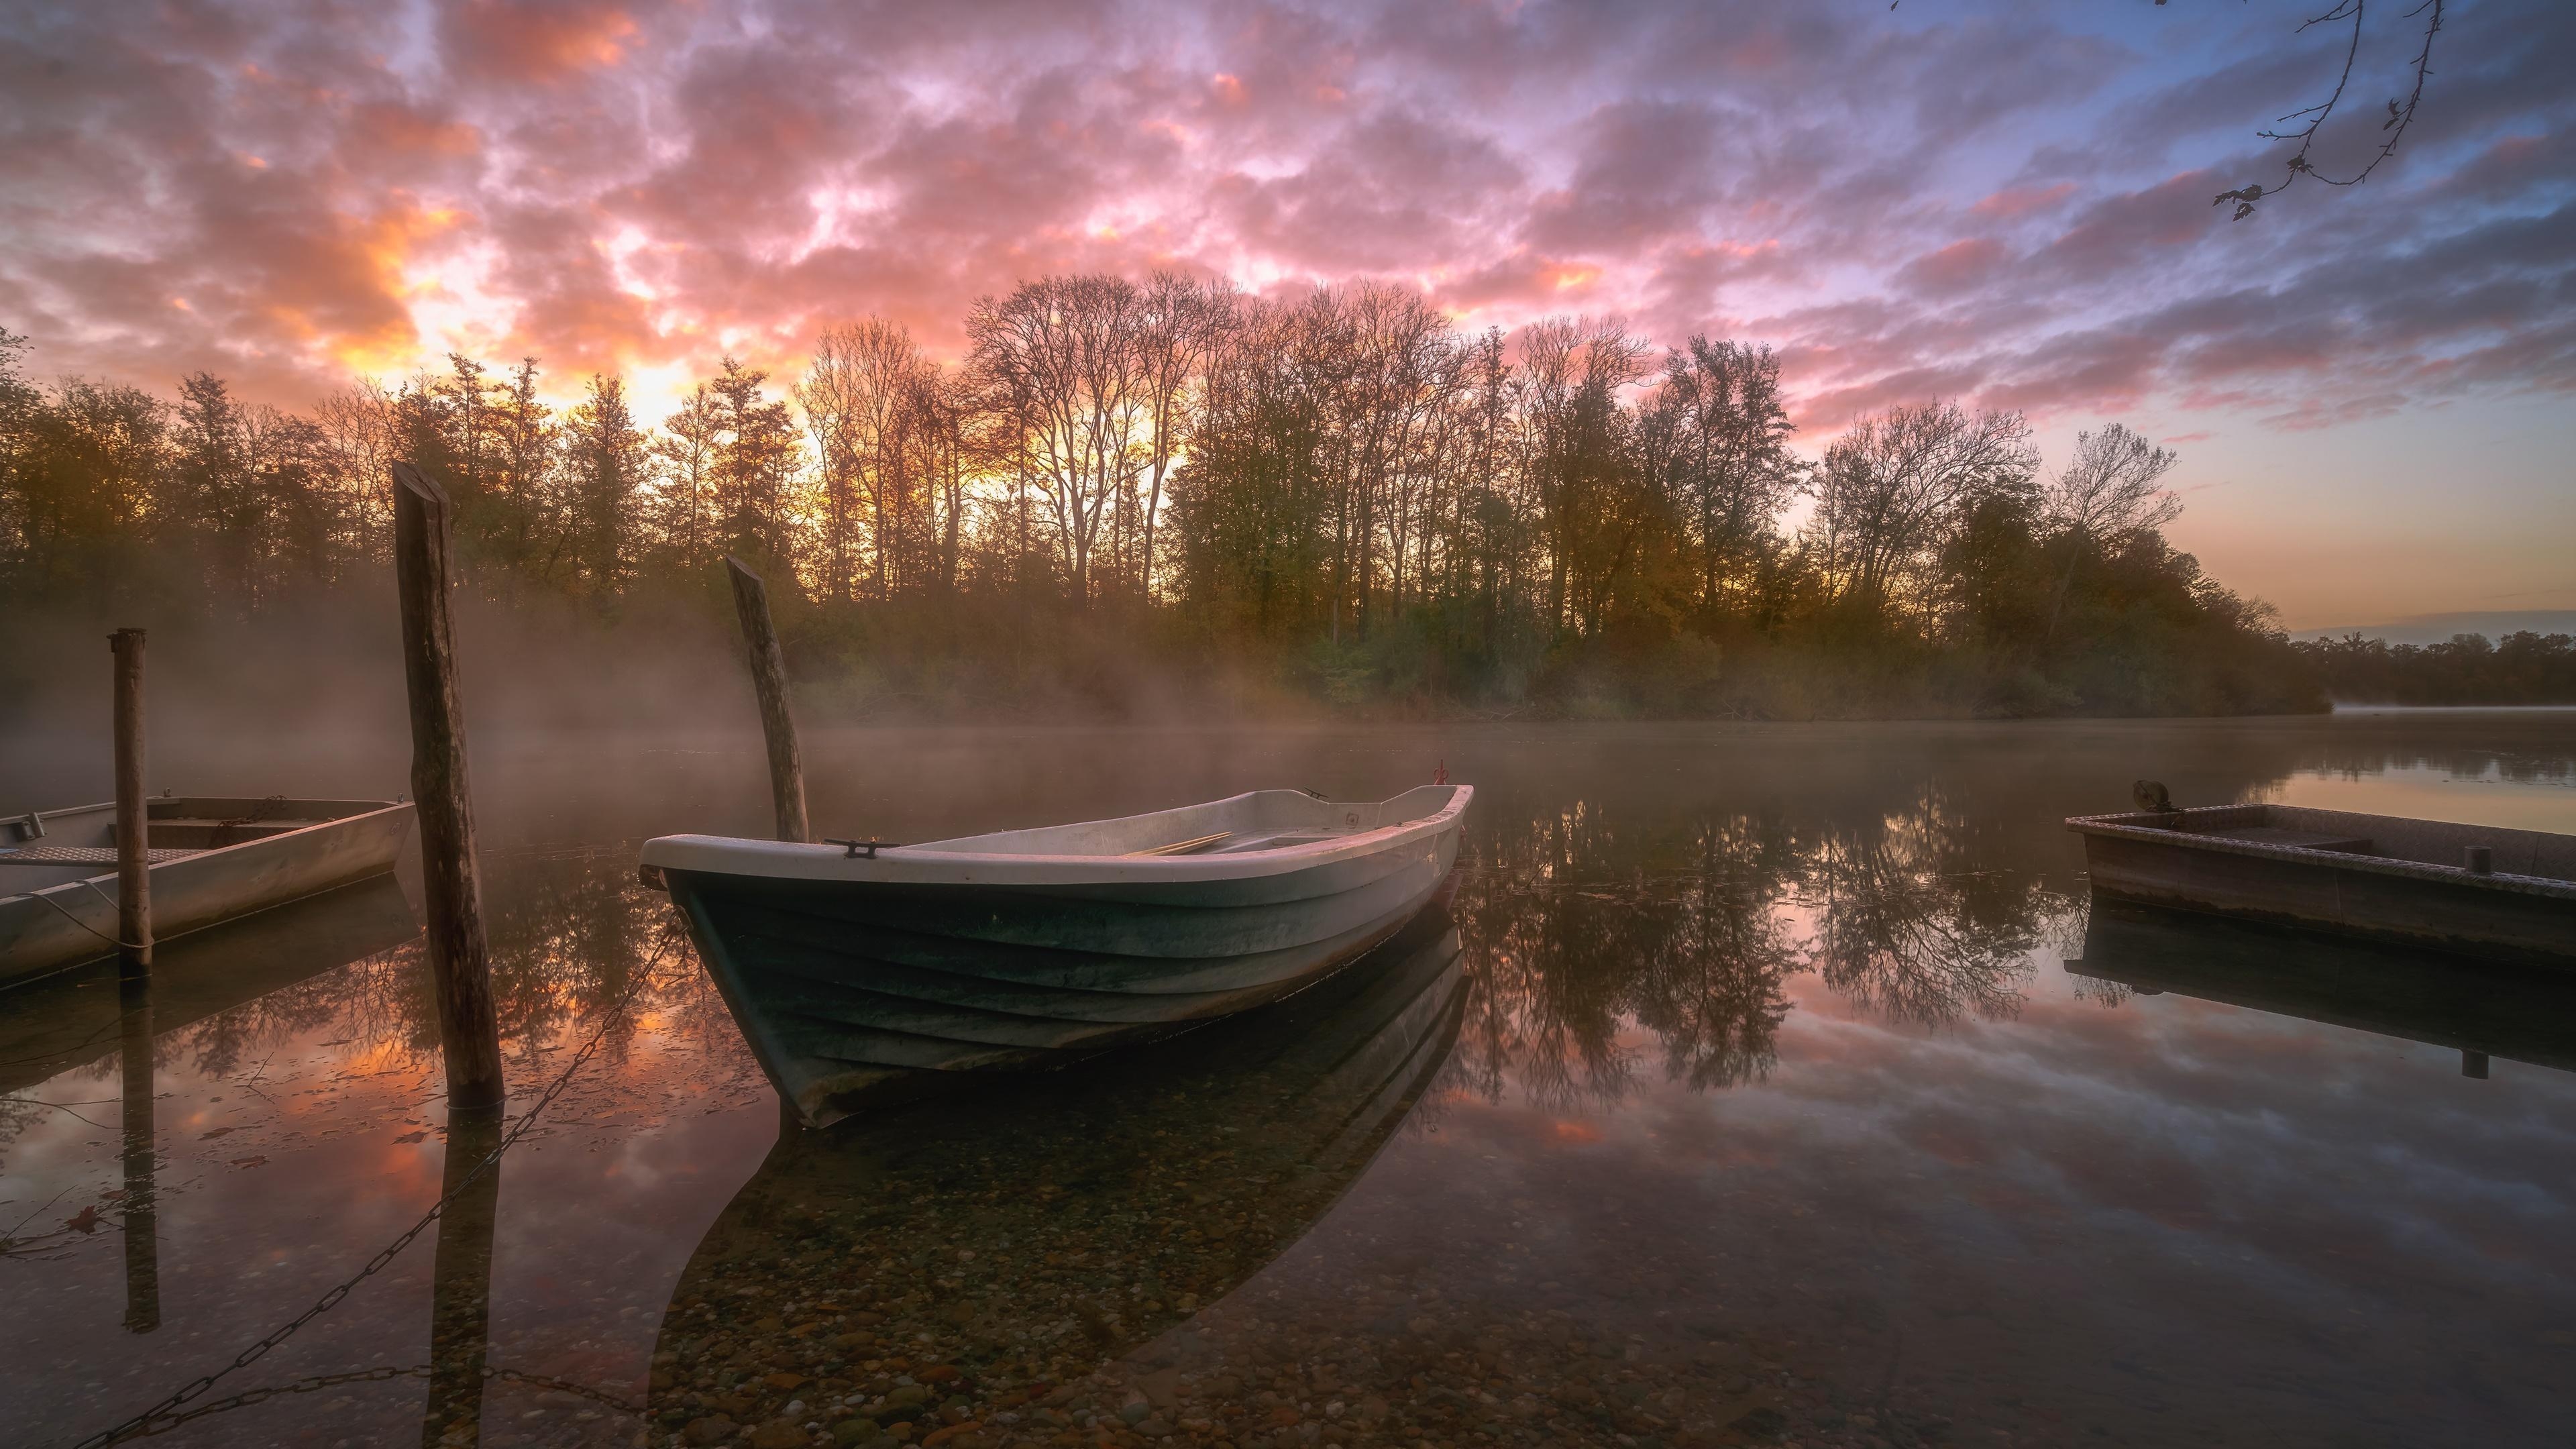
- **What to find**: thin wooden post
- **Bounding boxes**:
[393,461,506,1115]
[109,628,150,967]
[726,557,809,843]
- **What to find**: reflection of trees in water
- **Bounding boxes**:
[1454,805,1801,1110]
[69,855,739,1096]
[1452,790,2081,1105]
[1801,792,2051,1030]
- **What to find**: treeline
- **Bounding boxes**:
[2292,631,2576,705]
[0,277,2320,718]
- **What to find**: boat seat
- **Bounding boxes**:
[1208,831,1340,855]
[142,819,307,849]
[0,845,201,866]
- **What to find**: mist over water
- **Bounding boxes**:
[3,710,2572,1448]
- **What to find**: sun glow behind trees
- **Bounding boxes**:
[0,274,2318,716]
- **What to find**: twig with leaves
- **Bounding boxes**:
[2215,0,2445,219]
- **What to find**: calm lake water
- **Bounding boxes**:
[3,712,2572,1449]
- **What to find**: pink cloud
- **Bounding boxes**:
[0,0,2564,449]
[1970,182,2077,219]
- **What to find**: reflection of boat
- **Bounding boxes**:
[0,875,421,1095]
[640,785,1470,1124]
[2065,803,2575,964]
[647,905,1466,1428]
[1,795,414,983]
[2066,898,2576,1074]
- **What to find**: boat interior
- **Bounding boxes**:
[902,784,1466,860]
[2096,803,2575,881]
[1,796,395,896]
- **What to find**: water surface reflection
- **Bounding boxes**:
[0,714,2569,1448]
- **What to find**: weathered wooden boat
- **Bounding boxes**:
[1,795,415,985]
[2065,802,2575,965]
[648,903,1467,1424]
[638,783,1470,1126]
[2066,897,2576,1077]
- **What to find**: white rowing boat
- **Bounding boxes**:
[638,783,1471,1125]
[1,795,414,986]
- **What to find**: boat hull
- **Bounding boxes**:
[2068,804,2576,965]
[1,798,414,986]
[664,828,1460,1126]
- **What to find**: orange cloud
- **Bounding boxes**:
[444,0,642,84]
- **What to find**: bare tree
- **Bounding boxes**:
[2040,423,2181,639]
[798,319,920,603]
[965,275,1154,610]
[313,377,397,561]
[1810,401,2039,625]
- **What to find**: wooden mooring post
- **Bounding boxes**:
[393,461,506,1116]
[725,557,810,844]
[109,627,151,968]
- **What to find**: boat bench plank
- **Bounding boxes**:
[2198,826,2374,852]
[1,846,201,867]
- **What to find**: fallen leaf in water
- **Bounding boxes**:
[394,1130,429,1144]
[231,1157,268,1169]
[64,1206,99,1234]
[317,1038,353,1046]
[199,1126,234,1140]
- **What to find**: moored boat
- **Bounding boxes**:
[1,795,415,985]
[639,783,1470,1125]
[2065,801,2575,964]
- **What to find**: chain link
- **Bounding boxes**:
[109,1362,647,1440]
[71,916,687,1449]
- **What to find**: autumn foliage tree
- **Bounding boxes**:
[0,279,2326,717]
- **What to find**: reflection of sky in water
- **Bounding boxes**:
[1,712,2571,1447]
[2265,759,2576,835]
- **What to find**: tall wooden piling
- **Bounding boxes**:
[725,557,810,843]
[109,628,151,968]
[393,461,506,1115]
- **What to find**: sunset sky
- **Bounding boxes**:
[3,0,2569,627]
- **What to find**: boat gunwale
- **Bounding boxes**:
[641,785,1473,888]
[2064,804,2576,901]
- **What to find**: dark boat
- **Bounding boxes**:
[640,784,1470,1125]
[2066,897,2576,1076]
[1,794,414,984]
[2064,802,2575,964]
[645,904,1467,1432]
